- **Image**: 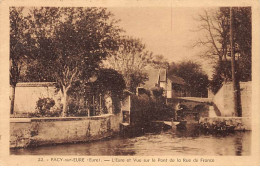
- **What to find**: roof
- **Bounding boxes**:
[16,82,57,87]
[141,68,167,89]
[141,69,160,89]
[168,75,186,85]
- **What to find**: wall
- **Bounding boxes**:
[240,82,252,117]
[213,84,225,115]
[159,81,167,97]
[166,79,172,98]
[213,82,251,117]
[10,113,122,148]
[13,82,62,114]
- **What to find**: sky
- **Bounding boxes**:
[109,7,215,78]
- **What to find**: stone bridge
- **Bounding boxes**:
[167,97,213,114]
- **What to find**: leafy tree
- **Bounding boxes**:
[36,98,55,116]
[230,7,251,82]
[150,54,169,69]
[92,68,126,98]
[168,61,209,97]
[9,7,32,114]
[194,9,230,63]
[65,68,125,116]
[18,7,122,116]
[194,7,251,93]
[151,86,164,99]
[93,69,126,115]
[105,36,152,92]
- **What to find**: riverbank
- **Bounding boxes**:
[10,113,122,148]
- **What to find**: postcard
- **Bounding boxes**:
[0,0,260,166]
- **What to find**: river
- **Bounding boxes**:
[11,129,251,156]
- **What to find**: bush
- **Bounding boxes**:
[151,86,164,98]
[36,97,57,117]
[130,92,174,127]
[67,97,88,117]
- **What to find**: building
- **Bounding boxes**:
[167,74,187,98]
[139,68,187,98]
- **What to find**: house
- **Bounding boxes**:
[139,68,188,98]
[167,74,188,98]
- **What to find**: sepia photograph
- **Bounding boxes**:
[8,5,252,156]
[1,0,260,166]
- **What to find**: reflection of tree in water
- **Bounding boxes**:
[173,114,248,156]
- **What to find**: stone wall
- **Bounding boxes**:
[240,82,252,117]
[13,82,62,114]
[10,113,122,148]
[213,82,251,117]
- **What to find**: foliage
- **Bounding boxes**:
[168,61,209,97]
[66,68,125,116]
[93,69,126,114]
[232,7,251,81]
[130,92,174,128]
[36,98,56,116]
[129,70,149,93]
[92,68,126,98]
[195,7,251,93]
[105,36,152,92]
[10,7,30,87]
[67,97,88,117]
[14,7,122,116]
[217,7,251,82]
[150,54,169,69]
[25,7,121,84]
[151,86,164,99]
[9,7,34,114]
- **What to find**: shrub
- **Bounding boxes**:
[130,92,174,127]
[36,98,56,116]
[151,86,164,98]
[67,97,87,117]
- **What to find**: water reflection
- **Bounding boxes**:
[11,130,251,156]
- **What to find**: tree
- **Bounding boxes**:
[230,7,242,117]
[150,54,169,69]
[19,7,122,116]
[168,61,209,97]
[92,69,126,115]
[9,7,32,114]
[231,7,251,82]
[67,68,126,116]
[194,7,251,93]
[105,36,152,92]
[194,9,229,62]
[92,68,126,98]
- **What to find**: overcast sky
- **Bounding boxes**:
[109,7,215,78]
